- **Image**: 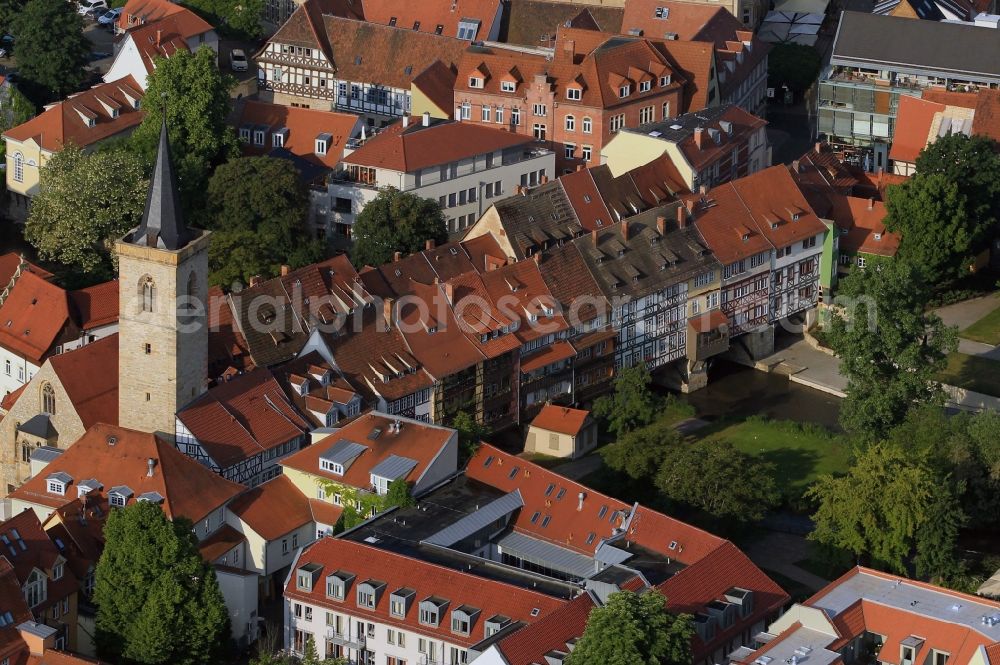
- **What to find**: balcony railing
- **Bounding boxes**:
[326,627,365,650]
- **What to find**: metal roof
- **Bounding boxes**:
[496,530,595,579]
[78,478,103,491]
[138,491,165,503]
[594,541,634,566]
[369,454,419,482]
[29,446,63,464]
[109,485,134,497]
[130,114,192,251]
[20,414,57,439]
[423,490,524,547]
[17,621,57,639]
[319,439,368,467]
[46,471,72,484]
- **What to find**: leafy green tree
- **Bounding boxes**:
[807,442,964,579]
[767,43,822,96]
[25,146,147,279]
[592,364,659,439]
[828,259,957,441]
[350,186,448,268]
[0,85,35,161]
[93,501,231,665]
[130,47,239,211]
[655,439,780,522]
[201,156,323,286]
[385,479,416,509]
[883,174,977,283]
[182,0,264,39]
[0,0,25,36]
[601,420,679,481]
[565,590,693,665]
[11,0,90,103]
[451,410,488,460]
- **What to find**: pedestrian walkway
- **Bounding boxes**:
[757,336,847,397]
[743,530,832,594]
[934,293,1000,360]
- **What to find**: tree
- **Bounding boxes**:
[806,442,964,578]
[827,259,957,441]
[883,174,977,283]
[11,0,90,102]
[182,0,264,39]
[93,501,231,665]
[0,0,25,36]
[767,43,822,96]
[385,479,416,509]
[130,47,239,211]
[201,156,323,286]
[350,187,448,268]
[25,146,147,280]
[451,410,488,460]
[565,590,693,665]
[592,364,659,439]
[655,439,780,522]
[0,85,35,161]
[601,420,679,481]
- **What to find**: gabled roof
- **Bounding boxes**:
[360,0,504,40]
[282,413,453,492]
[343,117,534,174]
[622,0,726,41]
[117,0,188,32]
[48,334,119,429]
[411,61,458,118]
[227,475,315,541]
[0,271,74,363]
[8,424,243,523]
[119,11,213,75]
[0,254,52,289]
[489,179,583,260]
[68,280,118,330]
[286,538,565,648]
[0,558,32,663]
[823,194,899,257]
[503,0,624,47]
[176,367,312,469]
[236,100,361,169]
[3,78,144,153]
[0,510,78,615]
[530,405,591,436]
[493,593,597,665]
[536,243,609,325]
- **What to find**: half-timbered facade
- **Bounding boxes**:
[255,8,467,121]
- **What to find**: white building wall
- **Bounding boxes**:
[216,567,260,648]
[0,350,39,396]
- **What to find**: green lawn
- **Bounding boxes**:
[689,416,851,501]
[937,352,1000,396]
[960,304,1000,345]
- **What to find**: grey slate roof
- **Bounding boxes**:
[572,204,721,300]
[492,180,584,260]
[20,414,57,439]
[109,484,134,498]
[319,439,368,467]
[495,530,594,579]
[830,12,1000,81]
[130,114,192,251]
[369,454,418,482]
[422,489,524,547]
[620,103,739,144]
[29,445,63,464]
[46,471,73,484]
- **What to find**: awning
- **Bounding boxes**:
[521,340,576,373]
[688,309,729,333]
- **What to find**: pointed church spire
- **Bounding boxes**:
[132,111,191,251]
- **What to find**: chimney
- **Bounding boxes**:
[621,220,630,241]
[791,159,800,173]
[146,457,156,477]
[280,264,290,276]
[868,197,875,210]
[815,141,824,154]
[563,39,575,58]
[540,175,549,184]
[533,251,542,265]
[443,281,454,304]
[576,164,584,172]
[394,251,402,262]
[18,622,56,657]
[577,491,585,511]
[425,239,435,250]
[685,198,696,220]
[694,127,705,150]
[402,115,409,128]
[422,111,431,127]
[660,214,670,234]
[249,275,262,287]
[383,297,395,329]
[699,184,709,195]
[515,185,523,195]
[592,229,599,246]
[156,29,162,47]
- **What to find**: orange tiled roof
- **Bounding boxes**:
[675,105,767,170]
[0,254,52,288]
[1,383,26,413]
[530,404,590,436]
[825,194,899,258]
[8,423,243,523]
[0,271,74,363]
[118,0,187,31]
[494,593,597,665]
[123,12,213,75]
[68,280,118,330]
[344,117,534,174]
[286,538,566,649]
[360,0,503,39]
[228,475,314,541]
[412,61,458,118]
[973,88,1000,143]
[0,559,31,664]
[236,100,361,168]
[48,334,119,429]
[889,95,945,164]
[280,412,454,491]
[0,510,78,615]
[3,78,144,153]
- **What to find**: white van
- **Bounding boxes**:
[77,0,108,15]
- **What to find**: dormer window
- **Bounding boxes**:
[451,606,479,636]
[567,88,582,100]
[619,85,630,98]
[253,129,265,146]
[457,19,480,40]
[272,128,288,148]
[110,108,120,119]
[655,6,669,18]
[420,598,448,627]
[356,580,385,610]
[46,472,71,496]
[639,80,651,92]
[296,563,322,591]
[320,460,344,475]
[469,76,483,88]
[501,80,516,93]
[315,133,331,156]
[239,126,251,142]
[109,485,133,507]
[87,118,96,128]
[660,74,672,86]
[326,570,355,600]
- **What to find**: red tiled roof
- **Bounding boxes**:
[48,334,119,429]
[285,538,567,648]
[198,524,245,563]
[68,281,118,330]
[0,510,78,615]
[121,12,213,75]
[412,61,458,118]
[280,412,454,491]
[689,308,728,333]
[0,271,74,363]
[236,100,361,168]
[919,88,979,109]
[118,0,187,31]
[27,650,107,664]
[395,280,486,377]
[495,593,596,665]
[3,78,144,153]
[622,0,726,41]
[986,642,1000,665]
[308,498,343,526]
[0,559,31,664]
[344,117,533,173]
[520,340,576,373]
[560,168,614,231]
[0,254,52,288]
[529,404,590,436]
[973,88,1000,143]
[651,39,715,112]
[889,95,944,164]
[675,105,767,170]
[207,285,253,380]
[176,368,311,469]
[627,505,725,566]
[361,0,503,39]
[8,423,243,523]
[825,194,899,258]
[467,444,630,556]
[1,383,26,412]
[228,475,315,541]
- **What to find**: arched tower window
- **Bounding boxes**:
[186,271,198,300]
[41,383,55,415]
[140,276,155,313]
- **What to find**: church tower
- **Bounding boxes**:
[116,116,210,436]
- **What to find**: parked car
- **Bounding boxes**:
[97,7,121,24]
[0,35,13,58]
[230,48,248,72]
[77,0,108,15]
